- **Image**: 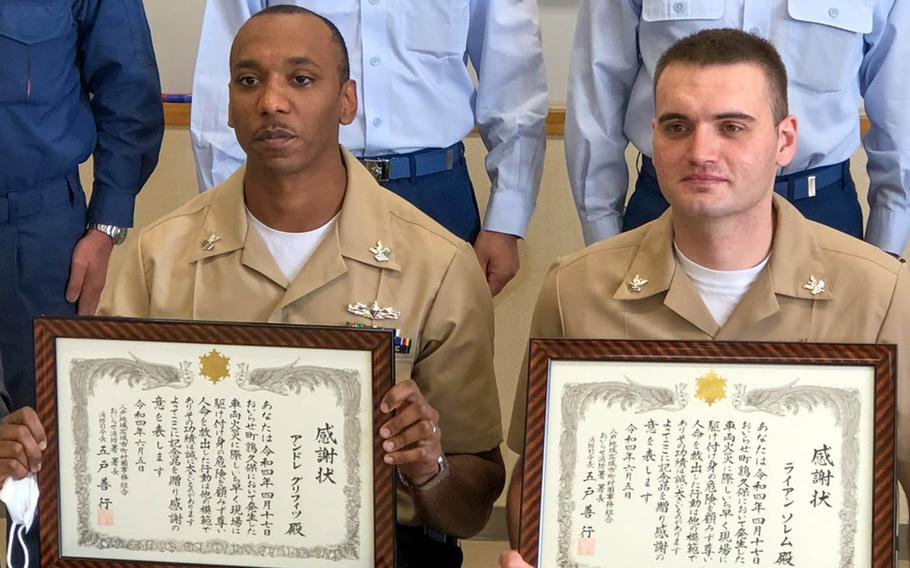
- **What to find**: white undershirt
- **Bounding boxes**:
[674,242,769,327]
[246,209,337,282]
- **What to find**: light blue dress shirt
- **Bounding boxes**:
[566,0,910,254]
[191,0,548,238]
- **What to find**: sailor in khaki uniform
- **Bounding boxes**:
[98,7,503,567]
[496,29,910,567]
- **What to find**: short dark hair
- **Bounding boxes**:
[246,5,350,84]
[654,28,789,123]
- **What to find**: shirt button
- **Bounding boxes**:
[749,26,761,35]
[828,7,839,18]
[368,0,379,4]
[370,56,381,66]
[673,2,686,13]
[372,117,382,127]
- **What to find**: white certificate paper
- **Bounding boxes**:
[55,337,375,568]
[537,360,875,568]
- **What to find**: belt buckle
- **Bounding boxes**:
[362,159,391,183]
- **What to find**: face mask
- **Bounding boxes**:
[0,475,39,568]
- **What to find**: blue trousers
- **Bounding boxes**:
[622,156,864,239]
[0,171,86,568]
[376,146,481,244]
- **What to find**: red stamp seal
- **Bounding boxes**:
[97,509,114,526]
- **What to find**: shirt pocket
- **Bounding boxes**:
[0,1,76,104]
[402,0,470,57]
[786,0,872,93]
[639,0,724,72]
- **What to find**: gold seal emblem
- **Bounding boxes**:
[695,371,727,406]
[199,349,230,384]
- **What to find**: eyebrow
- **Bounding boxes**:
[232,56,323,72]
[657,111,757,122]
[286,56,321,69]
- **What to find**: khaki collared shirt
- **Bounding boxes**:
[508,196,910,479]
[99,149,502,524]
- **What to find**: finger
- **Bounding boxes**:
[488,272,508,296]
[65,254,88,304]
[475,249,490,266]
[0,438,37,476]
[0,448,31,481]
[382,419,439,454]
[77,272,105,315]
[380,399,437,440]
[383,441,441,466]
[6,408,47,450]
[379,379,422,414]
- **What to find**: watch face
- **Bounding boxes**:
[111,227,128,245]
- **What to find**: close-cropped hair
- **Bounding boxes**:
[654,28,789,123]
[247,4,350,84]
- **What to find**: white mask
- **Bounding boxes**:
[0,475,39,568]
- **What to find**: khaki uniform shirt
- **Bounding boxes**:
[508,195,910,480]
[99,149,503,524]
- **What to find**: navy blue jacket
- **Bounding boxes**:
[0,0,163,226]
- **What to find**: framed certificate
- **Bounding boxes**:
[34,316,396,568]
[518,340,897,568]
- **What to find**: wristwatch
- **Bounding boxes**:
[87,223,128,245]
[397,454,450,492]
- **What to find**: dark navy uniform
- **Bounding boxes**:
[0,1,163,563]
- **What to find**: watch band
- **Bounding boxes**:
[397,454,450,492]
[88,223,128,245]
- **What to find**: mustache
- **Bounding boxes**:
[254,124,297,140]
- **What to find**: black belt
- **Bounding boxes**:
[398,523,460,547]
[359,142,465,183]
[639,156,850,200]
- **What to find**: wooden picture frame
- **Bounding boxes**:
[34,316,396,568]
[518,339,896,568]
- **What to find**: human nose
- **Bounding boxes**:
[687,124,720,165]
[257,77,289,115]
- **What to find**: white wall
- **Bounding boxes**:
[144,0,579,103]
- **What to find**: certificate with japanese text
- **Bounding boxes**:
[518,340,897,568]
[35,317,396,568]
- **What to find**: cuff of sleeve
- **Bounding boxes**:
[482,189,534,238]
[87,187,136,227]
[865,208,910,256]
[581,215,623,246]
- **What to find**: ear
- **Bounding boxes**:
[775,114,798,168]
[339,79,358,126]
